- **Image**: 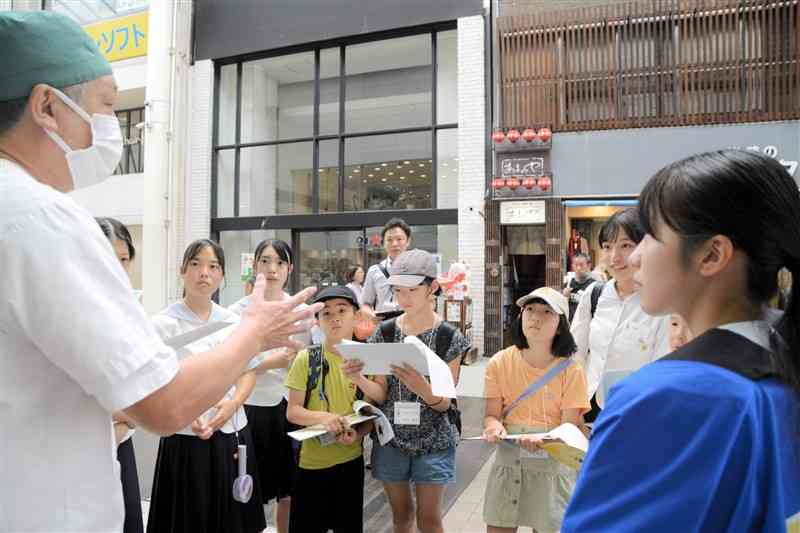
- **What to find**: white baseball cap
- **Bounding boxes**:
[516,287,569,316]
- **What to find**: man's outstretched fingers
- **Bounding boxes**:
[286,286,317,308]
[250,273,267,302]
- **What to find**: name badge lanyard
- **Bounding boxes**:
[395,321,440,424]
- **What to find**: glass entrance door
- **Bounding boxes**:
[296,230,364,289]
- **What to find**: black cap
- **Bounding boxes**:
[312,285,360,310]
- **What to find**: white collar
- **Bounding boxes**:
[164,300,230,324]
[717,321,771,351]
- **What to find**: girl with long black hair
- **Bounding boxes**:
[228,239,311,533]
[147,239,265,533]
[563,149,800,532]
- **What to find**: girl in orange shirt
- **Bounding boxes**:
[482,287,590,533]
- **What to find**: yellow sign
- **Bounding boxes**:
[84,11,148,63]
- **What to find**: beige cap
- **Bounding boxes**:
[387,249,438,287]
[516,287,569,316]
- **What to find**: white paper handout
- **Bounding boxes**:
[287,400,394,445]
[335,336,458,398]
[163,319,237,351]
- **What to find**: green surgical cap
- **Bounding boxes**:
[0,11,112,102]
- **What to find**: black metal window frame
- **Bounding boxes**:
[210,21,460,234]
[114,107,144,175]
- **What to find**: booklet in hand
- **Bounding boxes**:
[287,400,395,446]
[464,423,588,470]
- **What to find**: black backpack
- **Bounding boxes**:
[584,281,605,423]
[590,281,605,318]
[289,346,365,452]
[378,318,463,434]
[302,345,364,410]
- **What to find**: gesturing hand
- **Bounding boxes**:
[243,275,323,352]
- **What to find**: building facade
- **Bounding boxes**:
[485,0,800,355]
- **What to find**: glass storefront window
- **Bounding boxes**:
[218,64,237,146]
[297,231,363,289]
[344,131,432,211]
[237,142,314,216]
[345,34,432,134]
[437,129,458,209]
[277,142,313,214]
[218,229,292,306]
[241,52,315,143]
[214,27,458,217]
[216,149,235,218]
[114,108,144,175]
[364,223,458,277]
[436,30,458,124]
[319,139,339,213]
[320,48,341,136]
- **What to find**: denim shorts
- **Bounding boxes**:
[371,445,456,485]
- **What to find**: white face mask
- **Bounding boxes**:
[44,87,123,191]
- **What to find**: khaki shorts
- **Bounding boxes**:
[483,425,576,531]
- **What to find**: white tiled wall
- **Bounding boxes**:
[457,15,487,356]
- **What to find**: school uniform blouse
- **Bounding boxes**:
[152,301,259,435]
[562,321,800,532]
[0,159,179,532]
[228,294,312,407]
[570,280,671,407]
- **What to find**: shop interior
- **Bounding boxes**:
[500,199,636,347]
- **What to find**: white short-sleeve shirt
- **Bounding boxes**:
[151,301,257,435]
[228,294,312,407]
[362,258,401,313]
[0,160,179,532]
[570,280,671,408]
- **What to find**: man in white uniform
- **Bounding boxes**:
[0,12,320,532]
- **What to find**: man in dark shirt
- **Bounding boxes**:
[563,253,595,321]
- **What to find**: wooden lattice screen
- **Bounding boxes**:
[498,0,800,131]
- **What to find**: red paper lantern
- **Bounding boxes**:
[538,175,552,191]
[522,176,537,189]
[491,178,505,189]
[537,127,552,143]
[491,130,505,143]
[507,129,521,143]
[506,177,520,190]
[522,128,537,142]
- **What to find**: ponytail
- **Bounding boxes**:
[639,149,800,395]
[774,263,800,393]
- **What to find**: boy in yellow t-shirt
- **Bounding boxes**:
[285,285,372,533]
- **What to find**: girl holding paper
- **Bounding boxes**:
[147,239,265,533]
[482,287,590,533]
[366,248,470,533]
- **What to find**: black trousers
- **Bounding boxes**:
[118,438,144,533]
[289,456,365,533]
